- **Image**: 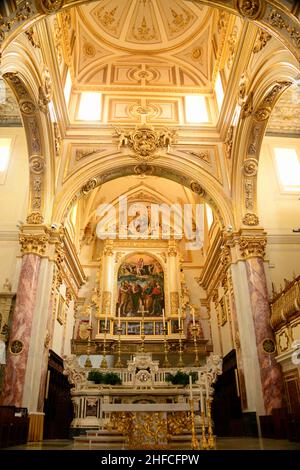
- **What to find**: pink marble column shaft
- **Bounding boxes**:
[2,254,41,406]
[229,288,248,410]
[37,294,53,411]
[246,257,284,414]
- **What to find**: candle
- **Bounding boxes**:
[89,306,92,326]
[200,386,204,413]
[118,307,121,327]
[189,375,193,400]
[191,307,195,326]
[205,375,209,398]
[178,308,181,329]
[105,306,108,330]
[162,308,165,328]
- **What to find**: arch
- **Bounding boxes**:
[232,59,299,227]
[1,62,56,224]
[0,1,299,63]
[52,157,234,230]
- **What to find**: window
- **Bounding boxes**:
[206,204,213,229]
[0,138,11,172]
[215,72,224,112]
[64,69,72,107]
[77,92,102,121]
[274,147,300,192]
[185,95,209,123]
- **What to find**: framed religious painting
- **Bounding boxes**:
[117,253,164,318]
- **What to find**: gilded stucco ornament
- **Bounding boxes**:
[238,235,267,259]
[26,212,44,224]
[190,181,205,197]
[38,0,65,14]
[19,100,37,115]
[80,178,98,196]
[19,232,50,256]
[253,30,272,53]
[254,106,271,121]
[243,158,258,177]
[29,156,45,174]
[236,0,265,20]
[114,125,176,162]
[268,10,300,49]
[242,213,259,226]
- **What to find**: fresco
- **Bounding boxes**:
[117,254,164,317]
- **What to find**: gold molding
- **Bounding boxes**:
[237,233,267,259]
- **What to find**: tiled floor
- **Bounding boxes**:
[3,437,300,450]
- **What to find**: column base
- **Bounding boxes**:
[28,412,44,442]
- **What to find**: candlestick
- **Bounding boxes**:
[84,324,93,368]
[178,322,184,367]
[115,325,123,368]
[206,398,215,449]
[100,326,108,369]
[189,398,199,450]
[163,323,170,367]
[192,324,200,367]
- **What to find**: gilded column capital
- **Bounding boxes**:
[236,230,267,259]
[19,227,50,256]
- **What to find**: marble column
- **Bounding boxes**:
[2,254,41,406]
[227,273,248,410]
[245,256,283,414]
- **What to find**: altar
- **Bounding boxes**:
[64,353,222,449]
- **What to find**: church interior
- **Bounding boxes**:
[0,0,300,451]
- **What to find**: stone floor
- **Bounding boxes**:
[3,437,300,450]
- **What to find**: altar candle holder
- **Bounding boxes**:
[163,324,170,367]
[192,324,200,367]
[100,327,108,369]
[206,398,215,449]
[114,325,123,368]
[178,322,184,367]
[189,398,200,450]
[84,325,93,368]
